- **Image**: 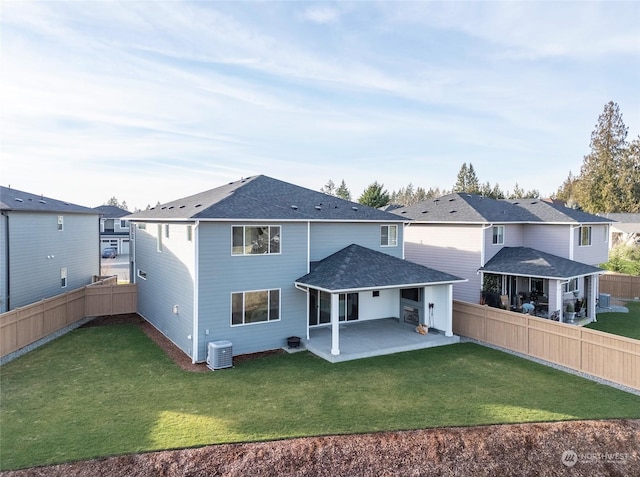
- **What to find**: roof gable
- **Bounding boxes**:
[296,244,465,292]
[127,175,404,222]
[0,186,96,214]
[93,205,131,218]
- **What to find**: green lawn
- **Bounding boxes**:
[586,301,640,340]
[2,324,640,471]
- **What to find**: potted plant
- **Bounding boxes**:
[565,301,576,322]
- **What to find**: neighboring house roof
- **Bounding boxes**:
[480,247,604,280]
[392,193,612,224]
[93,205,131,218]
[127,175,404,222]
[0,186,96,214]
[598,213,640,234]
[295,244,466,292]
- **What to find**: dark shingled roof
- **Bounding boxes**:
[127,175,404,222]
[393,193,612,224]
[296,244,465,292]
[480,247,604,279]
[93,205,131,218]
[0,186,96,214]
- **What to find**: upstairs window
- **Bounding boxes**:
[164,224,170,239]
[579,226,592,246]
[60,267,67,288]
[57,216,64,231]
[380,225,398,247]
[120,220,128,228]
[157,224,163,252]
[187,225,193,242]
[492,225,504,245]
[232,226,281,255]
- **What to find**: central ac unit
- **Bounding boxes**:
[207,340,233,370]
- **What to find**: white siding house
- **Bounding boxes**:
[394,194,611,324]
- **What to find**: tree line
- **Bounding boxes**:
[322,101,638,212]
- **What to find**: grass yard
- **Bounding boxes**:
[2,324,640,471]
[586,301,640,340]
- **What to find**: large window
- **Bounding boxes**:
[579,226,592,246]
[231,289,280,325]
[492,225,504,245]
[380,225,398,247]
[232,226,281,255]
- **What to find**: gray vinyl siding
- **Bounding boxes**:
[196,221,308,359]
[404,224,482,303]
[310,222,404,261]
[134,223,196,358]
[0,215,7,312]
[483,223,524,262]
[7,211,99,310]
[522,224,569,258]
[573,224,609,266]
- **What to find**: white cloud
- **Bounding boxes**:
[301,6,341,24]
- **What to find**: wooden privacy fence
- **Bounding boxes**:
[599,273,640,299]
[0,278,137,359]
[453,300,640,391]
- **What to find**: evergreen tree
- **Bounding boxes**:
[358,181,390,208]
[575,101,628,213]
[453,162,480,194]
[320,179,336,195]
[619,136,640,212]
[335,180,351,201]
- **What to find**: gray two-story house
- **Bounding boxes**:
[394,194,612,323]
[0,186,100,313]
[127,175,464,363]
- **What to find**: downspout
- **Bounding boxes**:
[2,212,9,311]
[192,220,200,364]
[306,221,311,340]
[479,223,493,296]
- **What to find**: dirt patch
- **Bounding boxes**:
[11,315,632,476]
[3,420,638,477]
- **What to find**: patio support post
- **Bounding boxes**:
[445,284,453,337]
[557,281,564,322]
[590,275,598,322]
[330,293,340,355]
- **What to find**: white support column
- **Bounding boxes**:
[330,293,340,355]
[590,275,598,322]
[557,281,564,323]
[445,284,454,337]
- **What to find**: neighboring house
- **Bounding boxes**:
[393,194,612,323]
[127,175,464,362]
[93,205,131,254]
[598,213,640,248]
[0,186,100,313]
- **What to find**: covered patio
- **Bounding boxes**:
[304,317,460,363]
[295,244,466,361]
[480,246,604,323]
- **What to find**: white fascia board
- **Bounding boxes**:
[479,270,604,281]
[293,279,468,294]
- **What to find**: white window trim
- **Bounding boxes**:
[380,224,398,247]
[60,267,67,288]
[137,269,147,280]
[57,216,64,231]
[230,288,281,326]
[492,225,505,245]
[231,225,282,256]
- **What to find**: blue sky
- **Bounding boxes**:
[2,1,639,211]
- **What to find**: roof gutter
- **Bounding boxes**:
[293,279,468,295]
